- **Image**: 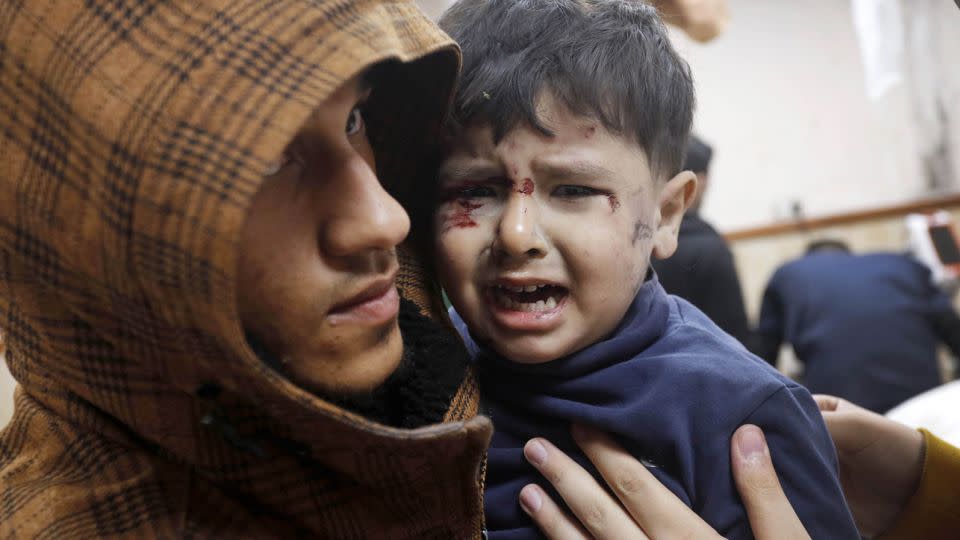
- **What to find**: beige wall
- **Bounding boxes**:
[673,0,960,232]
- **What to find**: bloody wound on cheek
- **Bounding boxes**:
[442,200,483,233]
[606,194,621,212]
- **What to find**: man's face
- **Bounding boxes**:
[435,97,694,363]
[238,73,410,394]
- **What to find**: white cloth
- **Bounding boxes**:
[851,0,905,100]
[886,380,960,447]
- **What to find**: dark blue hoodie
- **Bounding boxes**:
[452,275,858,539]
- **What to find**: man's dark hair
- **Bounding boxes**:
[806,239,851,254]
[439,0,695,178]
[684,135,713,174]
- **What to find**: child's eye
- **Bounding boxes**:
[456,185,497,199]
[345,107,365,136]
[553,185,601,198]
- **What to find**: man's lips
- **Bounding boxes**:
[328,274,400,326]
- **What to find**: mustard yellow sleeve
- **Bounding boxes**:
[880,429,960,540]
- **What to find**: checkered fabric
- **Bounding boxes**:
[0,1,489,538]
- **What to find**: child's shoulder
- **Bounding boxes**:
[643,294,801,408]
[604,296,815,462]
[656,294,751,352]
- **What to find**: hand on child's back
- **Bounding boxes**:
[523,424,810,540]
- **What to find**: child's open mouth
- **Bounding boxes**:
[489,284,568,313]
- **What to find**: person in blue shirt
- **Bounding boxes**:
[757,240,960,413]
[430,1,858,538]
[651,136,755,350]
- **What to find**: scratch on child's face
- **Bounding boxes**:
[606,194,621,213]
[439,199,484,234]
[632,221,653,245]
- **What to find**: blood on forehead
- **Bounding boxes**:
[518,179,534,195]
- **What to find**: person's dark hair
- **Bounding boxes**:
[684,135,712,174]
[806,239,851,254]
[439,0,695,178]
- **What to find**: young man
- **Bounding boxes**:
[0,1,488,537]
[434,1,858,538]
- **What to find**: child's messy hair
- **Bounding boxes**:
[440,0,695,178]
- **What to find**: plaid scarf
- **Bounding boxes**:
[0,1,489,537]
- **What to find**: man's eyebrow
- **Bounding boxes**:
[302,68,376,126]
[438,162,504,182]
[531,160,617,181]
[358,68,375,95]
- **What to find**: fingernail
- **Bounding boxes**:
[524,439,548,466]
[737,425,765,464]
[519,485,543,514]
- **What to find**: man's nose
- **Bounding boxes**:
[320,156,410,256]
[494,192,547,260]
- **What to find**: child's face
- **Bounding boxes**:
[435,97,695,363]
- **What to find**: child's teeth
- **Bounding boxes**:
[493,286,563,312]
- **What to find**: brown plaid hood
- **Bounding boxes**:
[0,1,490,538]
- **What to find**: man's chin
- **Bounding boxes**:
[244,296,463,428]
[246,323,405,398]
[297,326,405,398]
[308,341,415,425]
[317,346,406,398]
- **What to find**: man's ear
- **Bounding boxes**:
[651,170,697,260]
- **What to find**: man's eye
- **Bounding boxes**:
[554,185,600,198]
[263,152,293,176]
[346,107,365,136]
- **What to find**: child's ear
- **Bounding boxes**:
[651,170,697,260]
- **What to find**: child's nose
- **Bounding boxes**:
[494,193,547,260]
